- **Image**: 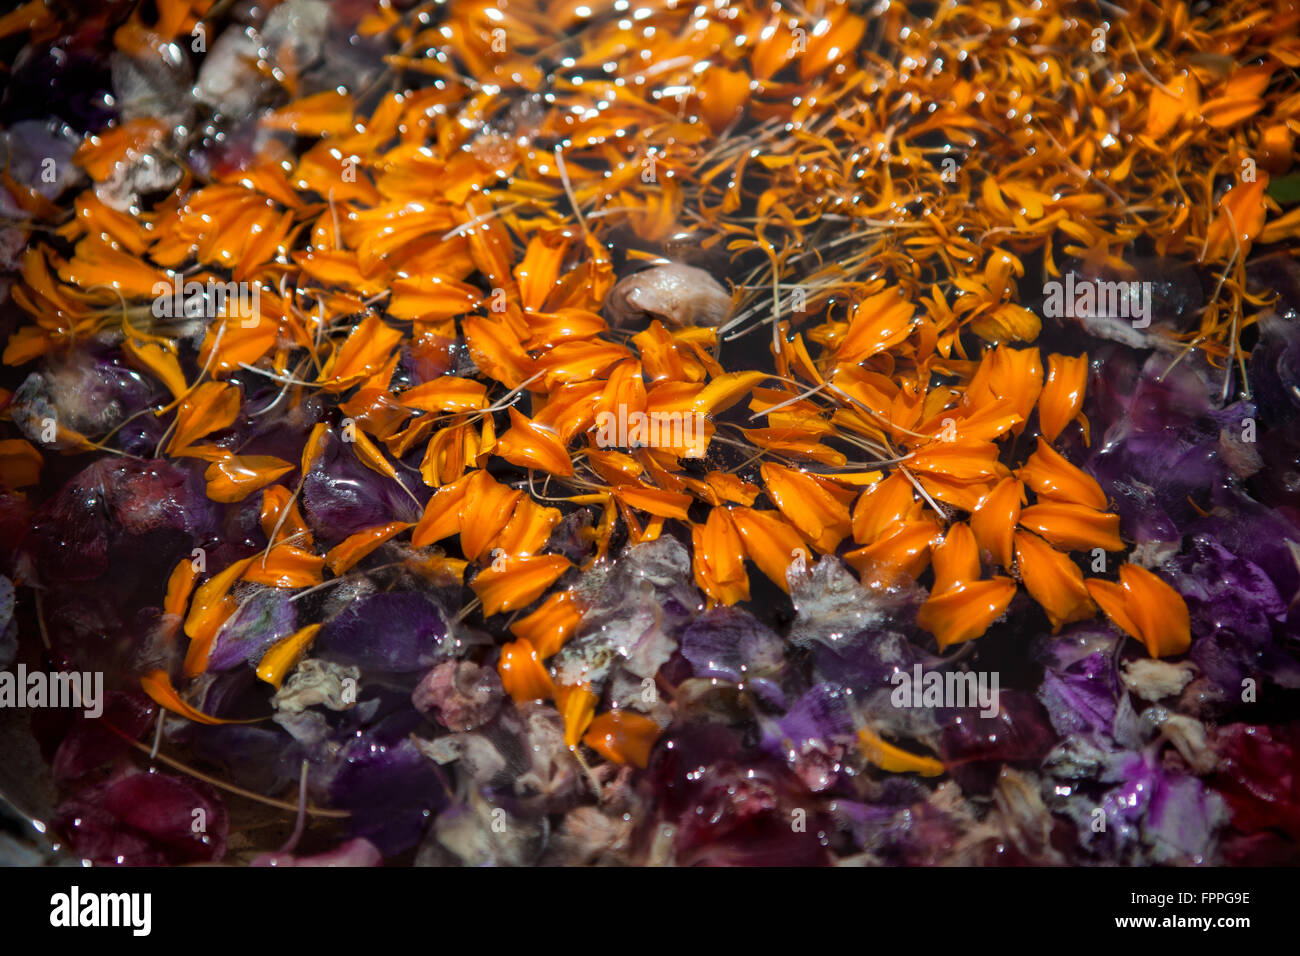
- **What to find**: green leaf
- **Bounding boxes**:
[1267,173,1300,206]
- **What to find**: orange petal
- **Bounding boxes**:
[260,486,312,547]
[692,507,750,606]
[462,314,537,390]
[905,438,1003,482]
[928,399,1023,443]
[916,577,1017,649]
[0,438,42,488]
[514,229,572,312]
[140,670,253,725]
[498,638,556,702]
[496,407,574,476]
[411,475,469,547]
[533,380,604,443]
[857,727,945,776]
[261,89,355,137]
[1038,353,1088,442]
[930,522,981,593]
[397,376,489,413]
[183,557,256,676]
[472,553,572,616]
[243,545,326,589]
[324,521,411,575]
[122,336,187,400]
[1144,72,1199,139]
[538,339,634,388]
[692,370,767,416]
[511,590,586,658]
[594,359,648,419]
[349,425,405,484]
[164,556,199,621]
[968,345,1043,428]
[255,624,323,689]
[729,506,811,593]
[970,477,1023,568]
[835,288,915,364]
[1087,564,1191,658]
[1014,530,1094,633]
[387,274,482,321]
[582,711,662,768]
[301,422,330,475]
[1016,438,1108,511]
[633,320,686,382]
[557,684,598,748]
[0,1,56,41]
[317,314,404,391]
[705,471,760,506]
[761,463,852,553]
[340,389,412,444]
[459,470,523,561]
[167,381,240,455]
[418,421,473,487]
[1019,502,1123,552]
[493,496,562,557]
[1119,564,1191,658]
[204,455,294,503]
[696,64,750,132]
[914,474,996,513]
[844,518,939,582]
[1203,178,1268,263]
[611,485,694,521]
[1084,578,1145,648]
